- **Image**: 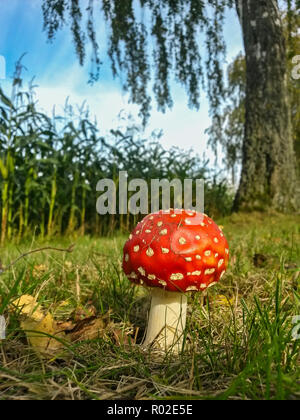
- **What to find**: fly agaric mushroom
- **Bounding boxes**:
[122,209,229,353]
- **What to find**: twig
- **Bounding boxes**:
[0,244,75,275]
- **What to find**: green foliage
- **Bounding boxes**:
[42,0,234,125]
[206,53,245,186]
[0,64,233,242]
[206,4,300,185]
[0,213,299,399]
[286,5,300,171]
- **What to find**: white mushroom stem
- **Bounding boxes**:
[143,288,187,353]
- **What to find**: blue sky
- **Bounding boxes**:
[0,0,243,168]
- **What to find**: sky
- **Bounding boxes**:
[0,0,244,169]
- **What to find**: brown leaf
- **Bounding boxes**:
[284,262,298,270]
[68,317,105,342]
[33,265,47,277]
[73,304,97,322]
[253,253,270,267]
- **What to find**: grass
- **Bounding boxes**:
[0,212,299,400]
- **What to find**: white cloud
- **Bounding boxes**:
[35,66,219,166]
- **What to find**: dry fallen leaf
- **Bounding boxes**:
[64,261,73,269]
[33,264,47,277]
[12,295,45,322]
[73,303,97,322]
[68,317,105,342]
[21,313,68,355]
[10,295,136,357]
[214,294,234,307]
[11,295,69,357]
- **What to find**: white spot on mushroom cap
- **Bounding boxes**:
[186,286,198,291]
[129,234,133,240]
[170,273,184,281]
[160,229,168,236]
[159,280,167,286]
[225,249,229,255]
[185,219,192,225]
[129,272,137,279]
[145,229,151,233]
[136,230,140,235]
[146,248,154,257]
[185,257,192,262]
[205,268,216,275]
[157,221,163,227]
[200,284,207,289]
[125,254,129,262]
[133,245,140,253]
[196,255,201,260]
[214,237,219,243]
[207,282,217,289]
[204,250,211,257]
[170,214,177,218]
[191,270,201,276]
[138,267,146,276]
[218,259,224,268]
[148,274,156,280]
[179,237,187,245]
[161,248,170,254]
[195,235,200,240]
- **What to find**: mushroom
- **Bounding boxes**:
[122,209,229,353]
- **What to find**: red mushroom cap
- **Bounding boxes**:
[123,209,229,292]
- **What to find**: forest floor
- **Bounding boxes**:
[0,212,299,400]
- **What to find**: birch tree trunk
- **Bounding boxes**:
[234,0,299,212]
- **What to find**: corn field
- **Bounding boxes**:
[0,62,233,243]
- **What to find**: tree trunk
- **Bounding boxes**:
[234,0,299,212]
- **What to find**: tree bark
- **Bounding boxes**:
[234,0,299,212]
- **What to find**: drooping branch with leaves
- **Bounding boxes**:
[42,0,233,125]
[41,0,300,212]
[207,5,300,187]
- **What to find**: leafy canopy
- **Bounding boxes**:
[42,0,234,124]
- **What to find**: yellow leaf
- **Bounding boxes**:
[214,295,234,306]
[12,295,44,322]
[33,264,47,277]
[21,313,67,355]
[12,295,69,357]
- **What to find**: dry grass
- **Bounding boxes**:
[0,212,299,400]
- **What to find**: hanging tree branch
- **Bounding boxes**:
[42,0,234,125]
